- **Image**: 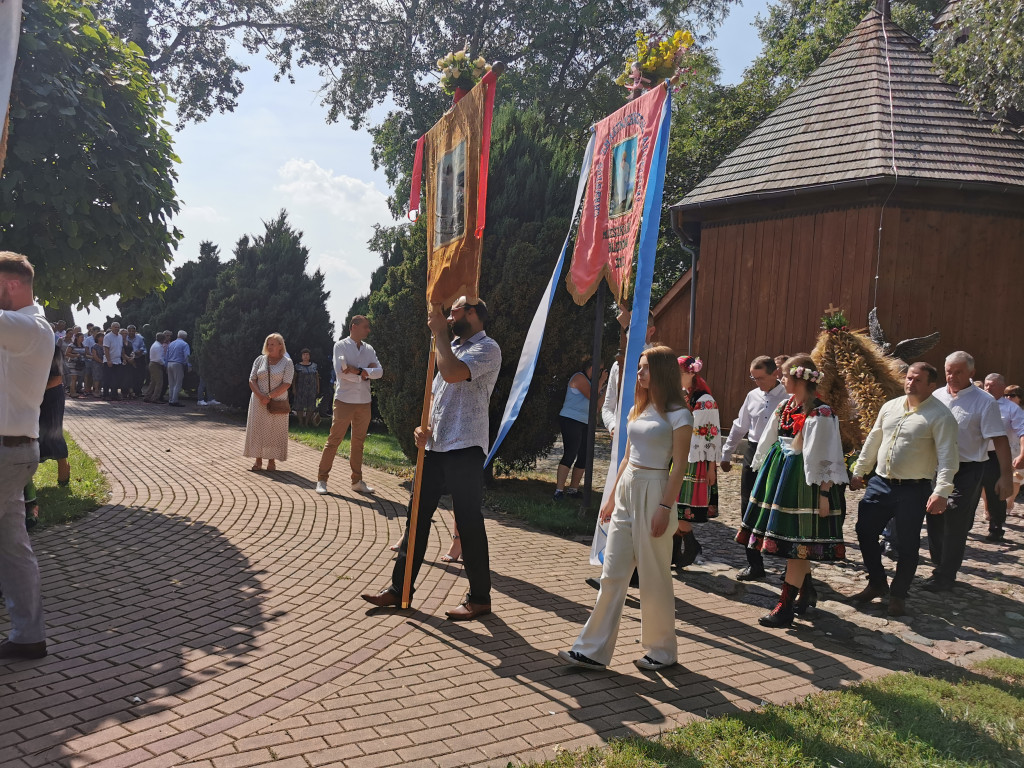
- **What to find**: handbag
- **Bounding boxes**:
[263,358,291,414]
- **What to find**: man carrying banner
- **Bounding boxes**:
[362,296,501,620]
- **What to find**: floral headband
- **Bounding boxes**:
[789,365,822,384]
[678,355,703,373]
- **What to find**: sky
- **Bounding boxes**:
[75,0,769,333]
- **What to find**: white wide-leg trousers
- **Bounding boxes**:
[572,465,677,666]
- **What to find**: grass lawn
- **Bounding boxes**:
[288,422,598,536]
[32,432,110,528]
[530,657,1024,767]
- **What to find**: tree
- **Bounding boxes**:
[932,0,1024,129]
[362,104,618,469]
[0,0,181,309]
[111,241,227,336]
[197,212,335,407]
[95,0,300,126]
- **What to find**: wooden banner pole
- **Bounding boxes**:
[582,280,606,508]
[401,340,437,608]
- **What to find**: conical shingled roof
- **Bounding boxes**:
[675,9,1024,210]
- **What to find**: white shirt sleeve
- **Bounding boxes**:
[602,362,620,433]
[365,344,383,380]
[981,397,1008,440]
[688,394,722,463]
[801,407,850,487]
[721,390,754,459]
[752,405,781,472]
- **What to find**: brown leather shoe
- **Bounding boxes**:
[361,588,401,608]
[887,596,906,617]
[851,583,889,605]
[445,601,491,621]
[0,639,47,660]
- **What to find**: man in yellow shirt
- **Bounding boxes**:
[849,362,959,616]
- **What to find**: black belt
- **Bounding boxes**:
[0,436,36,447]
[880,477,931,486]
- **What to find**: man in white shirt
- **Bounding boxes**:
[144,331,166,402]
[102,321,124,400]
[720,355,789,581]
[316,316,383,495]
[981,373,1024,542]
[0,252,54,659]
[849,362,959,615]
[927,351,1013,591]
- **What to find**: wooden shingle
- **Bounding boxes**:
[675,9,1024,211]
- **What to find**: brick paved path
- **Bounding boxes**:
[2,400,1021,767]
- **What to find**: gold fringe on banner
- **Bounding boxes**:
[0,104,9,177]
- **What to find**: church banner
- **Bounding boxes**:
[411,73,497,308]
[567,85,668,306]
[0,0,22,174]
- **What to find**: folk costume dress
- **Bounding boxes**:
[677,393,722,522]
[736,396,849,561]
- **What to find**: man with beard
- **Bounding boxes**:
[362,296,501,620]
[0,252,54,659]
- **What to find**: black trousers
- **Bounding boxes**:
[980,451,1006,535]
[855,476,931,598]
[102,363,123,398]
[558,416,588,470]
[740,440,766,571]
[391,447,491,604]
[927,460,986,584]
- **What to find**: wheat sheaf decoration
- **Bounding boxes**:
[811,308,904,454]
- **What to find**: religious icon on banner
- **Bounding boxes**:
[566,84,668,306]
[435,140,467,248]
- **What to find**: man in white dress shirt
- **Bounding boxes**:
[927,351,1013,591]
[981,373,1024,542]
[316,316,383,495]
[0,253,55,660]
[720,355,789,581]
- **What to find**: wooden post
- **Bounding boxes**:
[401,340,437,608]
[582,280,605,508]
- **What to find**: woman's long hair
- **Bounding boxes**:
[678,355,712,410]
[630,345,687,420]
[784,353,820,416]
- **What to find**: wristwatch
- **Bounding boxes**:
[819,490,831,499]
[356,367,364,375]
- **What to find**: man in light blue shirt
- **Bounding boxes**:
[165,330,191,407]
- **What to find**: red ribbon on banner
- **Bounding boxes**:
[475,69,498,238]
[408,136,425,222]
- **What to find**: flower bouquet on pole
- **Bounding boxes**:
[616,30,695,99]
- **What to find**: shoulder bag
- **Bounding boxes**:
[264,357,291,414]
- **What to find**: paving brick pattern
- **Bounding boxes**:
[1,399,1020,767]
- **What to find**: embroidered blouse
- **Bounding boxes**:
[752,396,849,487]
[688,393,722,463]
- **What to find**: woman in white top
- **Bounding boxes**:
[244,333,295,471]
[560,346,692,671]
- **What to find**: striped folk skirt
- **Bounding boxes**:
[735,442,846,561]
[676,460,718,522]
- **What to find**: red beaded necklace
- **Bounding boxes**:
[778,397,807,435]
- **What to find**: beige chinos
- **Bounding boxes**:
[318,401,373,485]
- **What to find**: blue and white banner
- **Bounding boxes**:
[484,133,596,466]
[590,88,673,565]
[0,0,23,123]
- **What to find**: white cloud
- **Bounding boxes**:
[275,159,391,223]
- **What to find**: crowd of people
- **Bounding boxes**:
[3,246,1023,672]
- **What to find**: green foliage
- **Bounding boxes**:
[0,0,182,309]
[111,242,227,346]
[361,103,618,468]
[932,0,1024,129]
[196,212,335,407]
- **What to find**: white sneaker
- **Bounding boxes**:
[315,481,328,495]
[352,480,375,495]
[197,400,208,406]
[208,399,220,405]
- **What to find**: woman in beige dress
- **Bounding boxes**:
[245,333,295,471]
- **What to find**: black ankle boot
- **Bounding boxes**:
[759,581,798,628]
[676,531,702,569]
[794,573,818,615]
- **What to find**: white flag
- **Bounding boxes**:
[0,0,23,121]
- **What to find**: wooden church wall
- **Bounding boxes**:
[657,204,1024,423]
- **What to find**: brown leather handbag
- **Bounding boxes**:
[263,359,291,414]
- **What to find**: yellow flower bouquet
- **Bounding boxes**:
[615,30,695,94]
[437,50,492,94]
